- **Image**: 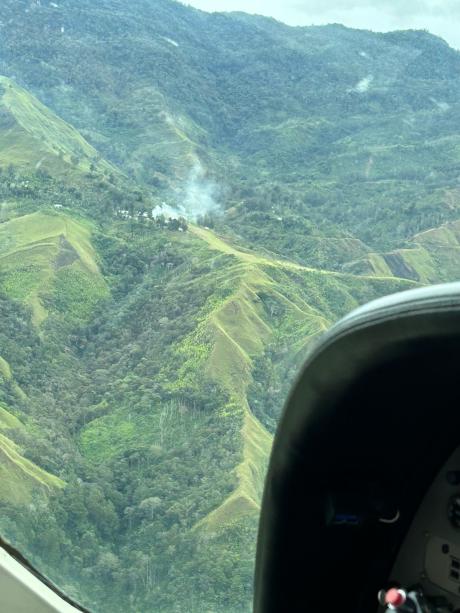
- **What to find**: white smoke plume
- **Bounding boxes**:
[354,75,374,92]
[151,202,186,219]
[183,160,220,220]
[161,36,180,48]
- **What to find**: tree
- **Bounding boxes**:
[139,496,162,520]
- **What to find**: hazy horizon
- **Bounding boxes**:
[182,1,460,49]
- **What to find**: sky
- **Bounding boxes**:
[183,1,460,49]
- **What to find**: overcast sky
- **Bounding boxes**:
[182,1,460,49]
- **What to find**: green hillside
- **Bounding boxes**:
[0,211,108,326]
[344,218,460,284]
[3,2,460,257]
[0,201,416,611]
[0,357,12,381]
[1,2,460,612]
[0,404,64,505]
[0,76,119,179]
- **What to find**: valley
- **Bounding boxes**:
[0,1,460,611]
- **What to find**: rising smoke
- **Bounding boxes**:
[183,160,220,220]
[151,160,221,222]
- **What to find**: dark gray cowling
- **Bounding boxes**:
[254,282,460,613]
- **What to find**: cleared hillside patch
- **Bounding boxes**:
[0,211,108,325]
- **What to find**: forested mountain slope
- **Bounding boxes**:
[0,202,414,612]
[0,1,460,612]
[0,76,118,179]
[2,0,460,255]
[345,219,460,283]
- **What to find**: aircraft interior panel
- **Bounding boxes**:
[378,448,460,612]
[254,283,460,613]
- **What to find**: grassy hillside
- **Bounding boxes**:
[1,3,460,612]
[3,2,460,257]
[80,221,414,534]
[0,198,417,612]
[0,211,108,326]
[0,76,119,180]
[0,404,64,505]
[344,218,460,284]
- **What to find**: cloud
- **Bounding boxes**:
[288,0,460,28]
[290,0,448,18]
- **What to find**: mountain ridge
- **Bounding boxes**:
[4,0,460,253]
[0,2,460,611]
[0,76,120,180]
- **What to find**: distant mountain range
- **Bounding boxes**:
[0,1,460,611]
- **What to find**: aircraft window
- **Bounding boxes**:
[0,1,459,612]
